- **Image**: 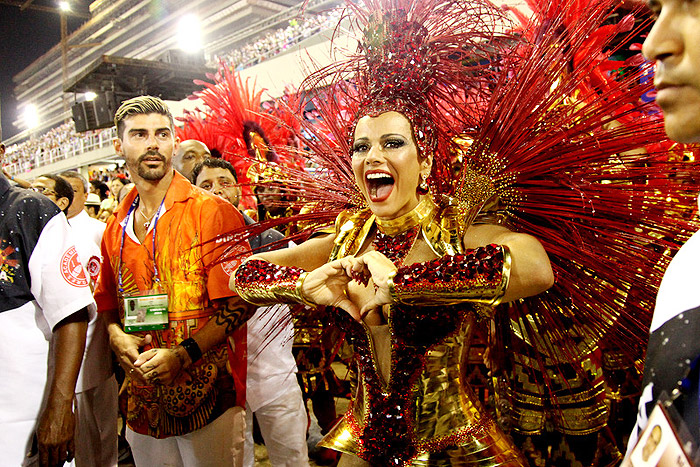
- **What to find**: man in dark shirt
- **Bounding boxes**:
[0,172,92,466]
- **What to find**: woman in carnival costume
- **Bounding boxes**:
[228,0,700,464]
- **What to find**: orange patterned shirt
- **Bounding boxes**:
[95,171,249,438]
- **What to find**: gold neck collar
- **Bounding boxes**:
[375,195,436,236]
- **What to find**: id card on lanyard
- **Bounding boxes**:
[624,402,693,466]
[119,196,169,333]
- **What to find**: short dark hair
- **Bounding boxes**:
[40,174,74,214]
[90,179,110,200]
[192,157,238,185]
[60,170,88,193]
[113,95,174,139]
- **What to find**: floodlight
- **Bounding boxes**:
[177,14,202,53]
[24,104,39,129]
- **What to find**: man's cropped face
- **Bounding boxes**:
[175,140,210,181]
[114,113,177,182]
[196,166,241,207]
[31,177,70,212]
[255,183,285,210]
[643,0,700,142]
[86,205,99,218]
[63,177,87,218]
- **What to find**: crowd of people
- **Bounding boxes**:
[214,8,343,71]
[0,104,334,466]
[3,121,116,175]
[1,0,700,466]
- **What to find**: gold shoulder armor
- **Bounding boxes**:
[329,209,375,261]
[421,195,463,256]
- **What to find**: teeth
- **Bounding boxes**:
[366,173,392,180]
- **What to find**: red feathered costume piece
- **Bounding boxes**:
[223,0,700,464]
[177,66,304,215]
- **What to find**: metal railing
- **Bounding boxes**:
[5,126,117,176]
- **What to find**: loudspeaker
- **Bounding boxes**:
[72,102,89,132]
[158,49,205,66]
[72,92,117,132]
[92,92,116,129]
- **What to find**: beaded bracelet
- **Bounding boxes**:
[389,244,511,306]
[234,259,316,307]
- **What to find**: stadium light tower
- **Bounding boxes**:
[177,14,202,53]
[61,8,69,116]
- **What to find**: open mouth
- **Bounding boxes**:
[366,171,394,202]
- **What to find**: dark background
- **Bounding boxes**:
[0,1,85,141]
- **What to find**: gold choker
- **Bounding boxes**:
[375,196,436,236]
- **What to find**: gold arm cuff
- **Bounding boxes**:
[490,246,511,306]
[234,259,317,307]
[294,272,316,308]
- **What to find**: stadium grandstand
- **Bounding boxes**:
[4,0,344,179]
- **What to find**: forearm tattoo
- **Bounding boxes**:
[214,297,254,334]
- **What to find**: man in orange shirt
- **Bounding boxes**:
[94,96,254,466]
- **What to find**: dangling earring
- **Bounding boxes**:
[418,173,429,195]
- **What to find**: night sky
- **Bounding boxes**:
[0,2,84,141]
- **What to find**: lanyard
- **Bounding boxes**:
[118,196,165,292]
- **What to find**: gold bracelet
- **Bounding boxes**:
[295,272,317,308]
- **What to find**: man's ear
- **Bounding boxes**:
[113,137,122,155]
[56,197,70,212]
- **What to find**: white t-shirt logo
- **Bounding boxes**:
[60,246,88,287]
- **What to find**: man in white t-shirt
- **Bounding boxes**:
[0,173,93,466]
[628,0,700,452]
[61,170,118,467]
